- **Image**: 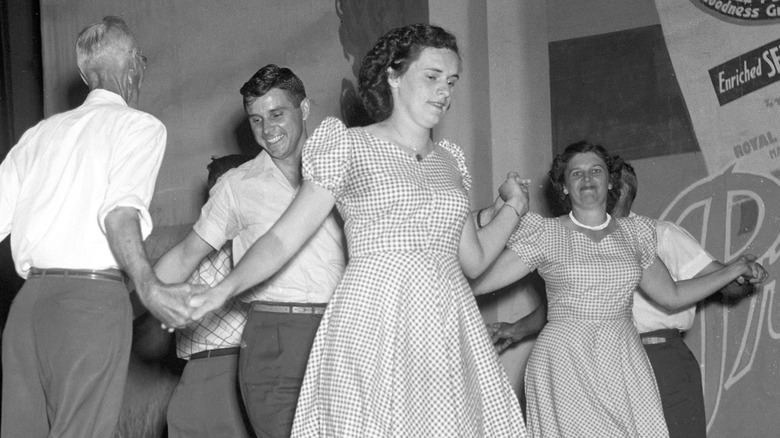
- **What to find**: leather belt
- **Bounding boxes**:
[251,302,326,315]
[640,328,681,345]
[28,267,128,285]
[189,347,240,360]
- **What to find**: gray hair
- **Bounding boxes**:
[76,16,136,81]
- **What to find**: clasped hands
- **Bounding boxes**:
[496,172,531,218]
[139,280,232,332]
[723,254,769,299]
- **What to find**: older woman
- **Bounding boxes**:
[472,141,766,437]
[190,24,529,436]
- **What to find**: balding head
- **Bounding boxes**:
[76,16,145,106]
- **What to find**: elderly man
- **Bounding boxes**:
[154,64,345,438]
[0,16,194,438]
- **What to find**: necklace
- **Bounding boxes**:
[411,141,430,162]
[569,211,611,231]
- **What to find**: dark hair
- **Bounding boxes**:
[358,24,459,122]
[240,64,306,107]
[548,141,622,214]
[206,154,253,190]
[614,156,637,205]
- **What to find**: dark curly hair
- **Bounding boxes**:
[548,141,622,214]
[240,64,306,108]
[358,23,459,122]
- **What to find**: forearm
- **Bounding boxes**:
[470,248,530,295]
[104,207,160,298]
[518,302,547,338]
[154,249,197,284]
[211,228,292,300]
[665,263,746,309]
[154,231,215,284]
[473,201,498,230]
[466,204,522,276]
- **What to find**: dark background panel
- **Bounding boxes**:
[549,24,699,159]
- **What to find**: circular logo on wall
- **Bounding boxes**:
[690,0,780,24]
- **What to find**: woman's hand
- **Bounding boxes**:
[720,254,768,299]
[485,302,546,353]
[732,254,769,284]
[488,321,526,354]
[498,172,531,217]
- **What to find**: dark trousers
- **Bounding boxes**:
[1,276,132,438]
[641,329,707,438]
[167,353,254,438]
[239,303,323,438]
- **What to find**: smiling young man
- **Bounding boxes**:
[154,64,345,438]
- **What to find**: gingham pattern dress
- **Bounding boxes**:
[508,213,669,438]
[291,117,527,437]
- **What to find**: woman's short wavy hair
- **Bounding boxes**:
[358,24,459,122]
[548,141,622,214]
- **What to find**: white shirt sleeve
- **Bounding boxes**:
[656,220,714,282]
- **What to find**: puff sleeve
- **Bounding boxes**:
[631,214,658,270]
[506,212,546,271]
[438,139,472,192]
[302,117,352,198]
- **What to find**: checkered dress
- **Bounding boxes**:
[508,213,669,438]
[292,118,526,437]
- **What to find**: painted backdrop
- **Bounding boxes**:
[652,1,780,436]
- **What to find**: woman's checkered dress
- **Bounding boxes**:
[508,213,669,438]
[291,118,526,437]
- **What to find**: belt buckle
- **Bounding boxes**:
[641,336,667,345]
[291,306,309,314]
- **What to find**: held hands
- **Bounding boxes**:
[188,284,232,321]
[723,254,769,299]
[488,321,528,354]
[157,282,235,331]
[140,280,209,332]
[498,172,531,218]
[733,254,768,284]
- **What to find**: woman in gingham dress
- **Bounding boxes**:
[472,142,764,437]
[192,24,529,436]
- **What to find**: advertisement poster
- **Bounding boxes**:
[655,1,780,436]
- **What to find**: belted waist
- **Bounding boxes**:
[28,267,128,285]
[640,328,681,345]
[250,301,327,315]
[189,347,240,360]
[349,248,456,260]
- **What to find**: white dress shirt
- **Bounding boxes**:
[0,89,166,278]
[193,151,345,304]
[632,219,714,333]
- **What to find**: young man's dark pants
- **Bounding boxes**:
[641,328,707,438]
[239,302,324,438]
